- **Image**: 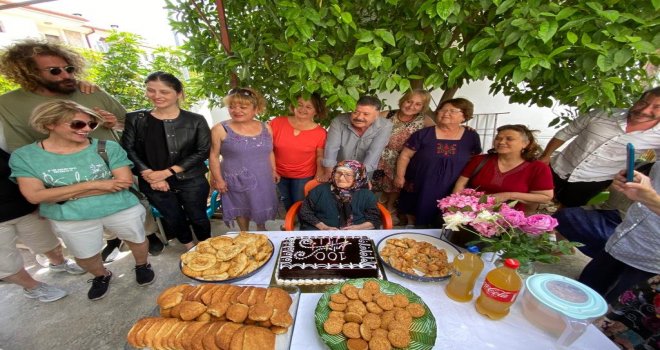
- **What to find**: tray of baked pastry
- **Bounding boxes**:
[125,283,300,350]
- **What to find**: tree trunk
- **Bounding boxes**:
[440,86,459,102]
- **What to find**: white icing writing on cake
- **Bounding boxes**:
[279,236,377,270]
[292,237,351,261]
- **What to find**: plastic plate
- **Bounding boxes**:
[315,278,437,350]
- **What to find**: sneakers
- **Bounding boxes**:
[147,234,164,256]
[23,283,68,302]
[101,238,122,263]
[87,270,112,300]
[49,259,85,275]
[135,263,155,286]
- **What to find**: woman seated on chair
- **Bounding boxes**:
[299,160,381,230]
[452,124,553,214]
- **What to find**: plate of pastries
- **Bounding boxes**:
[180,232,274,282]
[315,278,436,350]
[126,283,299,350]
[377,232,459,282]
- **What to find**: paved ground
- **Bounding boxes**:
[0,217,590,350]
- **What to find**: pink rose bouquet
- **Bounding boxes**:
[438,189,578,265]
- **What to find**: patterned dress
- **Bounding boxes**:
[372,110,427,193]
[219,121,279,226]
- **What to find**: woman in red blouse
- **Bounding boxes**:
[453,124,554,214]
[270,93,327,211]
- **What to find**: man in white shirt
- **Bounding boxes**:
[540,87,660,207]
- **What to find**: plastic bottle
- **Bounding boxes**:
[445,246,484,302]
[473,251,498,297]
[475,258,523,319]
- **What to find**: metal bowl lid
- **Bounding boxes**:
[525,273,607,320]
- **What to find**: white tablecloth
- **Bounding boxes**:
[235,229,617,350]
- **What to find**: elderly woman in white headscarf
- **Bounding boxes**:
[299,160,381,230]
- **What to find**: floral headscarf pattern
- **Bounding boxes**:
[330,160,368,203]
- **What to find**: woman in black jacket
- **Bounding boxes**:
[122,72,211,250]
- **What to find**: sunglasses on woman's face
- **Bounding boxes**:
[41,66,76,76]
[68,120,99,130]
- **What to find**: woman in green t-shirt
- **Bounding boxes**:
[9,100,155,301]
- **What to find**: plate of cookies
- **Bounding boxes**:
[180,232,274,282]
[377,232,459,282]
[125,283,300,350]
[315,278,436,350]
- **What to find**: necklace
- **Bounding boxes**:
[397,111,416,124]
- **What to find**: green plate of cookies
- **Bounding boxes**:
[314,278,436,350]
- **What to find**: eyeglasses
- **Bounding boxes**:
[437,108,463,115]
[41,66,76,76]
[334,172,355,179]
[228,88,254,97]
[68,120,99,130]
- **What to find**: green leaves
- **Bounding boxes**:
[538,21,558,43]
[162,0,659,119]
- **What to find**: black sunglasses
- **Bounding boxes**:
[42,66,76,76]
[68,120,99,130]
[228,88,254,97]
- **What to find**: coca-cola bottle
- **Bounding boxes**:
[475,258,522,320]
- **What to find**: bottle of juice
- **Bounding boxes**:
[445,246,484,302]
[475,258,522,320]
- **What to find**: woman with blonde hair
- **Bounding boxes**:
[9,100,154,300]
[209,88,279,231]
[453,124,553,214]
[373,89,435,217]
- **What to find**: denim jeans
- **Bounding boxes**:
[277,176,313,211]
[139,175,211,244]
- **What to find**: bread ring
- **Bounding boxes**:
[208,236,234,249]
[187,253,217,271]
[182,265,203,277]
[216,244,246,262]
[195,241,217,255]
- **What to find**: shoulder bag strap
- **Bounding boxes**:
[467,155,491,188]
[95,138,145,200]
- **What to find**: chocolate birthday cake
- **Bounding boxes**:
[276,236,379,285]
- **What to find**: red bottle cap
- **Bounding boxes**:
[504,258,520,269]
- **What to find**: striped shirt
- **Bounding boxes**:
[605,162,660,274]
[551,109,660,182]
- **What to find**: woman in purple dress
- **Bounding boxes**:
[209,88,279,231]
[395,98,482,228]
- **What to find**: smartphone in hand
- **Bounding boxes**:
[626,143,635,182]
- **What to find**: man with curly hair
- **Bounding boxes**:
[0,39,123,151]
[0,39,164,257]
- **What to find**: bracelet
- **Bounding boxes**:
[167,168,177,176]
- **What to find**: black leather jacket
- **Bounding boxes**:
[121,109,211,181]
